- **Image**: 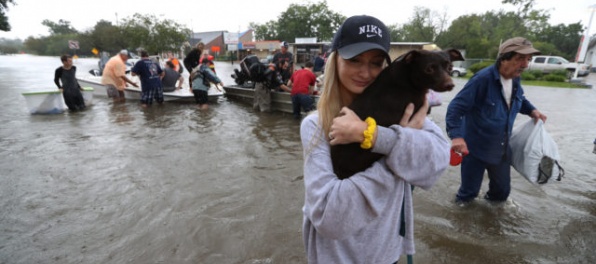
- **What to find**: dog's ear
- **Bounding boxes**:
[402,50,421,64]
[446,49,465,62]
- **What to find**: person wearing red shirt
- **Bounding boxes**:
[288,61,317,120]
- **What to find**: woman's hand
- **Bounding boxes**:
[399,100,428,129]
[329,107,367,145]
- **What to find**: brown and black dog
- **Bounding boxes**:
[331,49,464,179]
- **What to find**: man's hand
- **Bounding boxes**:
[530,109,547,123]
[451,138,469,156]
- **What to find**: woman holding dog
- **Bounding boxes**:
[299,15,450,263]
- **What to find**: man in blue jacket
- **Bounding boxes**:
[446,37,547,205]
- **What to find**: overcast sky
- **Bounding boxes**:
[1,0,595,40]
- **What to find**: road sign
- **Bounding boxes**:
[68,40,79,50]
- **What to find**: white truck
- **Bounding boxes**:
[528,55,590,78]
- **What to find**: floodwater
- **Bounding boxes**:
[0,55,594,264]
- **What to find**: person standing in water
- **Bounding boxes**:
[54,54,86,111]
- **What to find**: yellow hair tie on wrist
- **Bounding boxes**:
[360,117,376,149]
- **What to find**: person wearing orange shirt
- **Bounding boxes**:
[101,49,138,102]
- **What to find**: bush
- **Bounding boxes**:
[469,61,494,74]
[550,69,569,77]
[526,70,543,79]
[544,74,566,82]
[521,71,537,81]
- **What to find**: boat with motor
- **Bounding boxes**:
[222,84,302,114]
[223,55,319,113]
[77,71,224,103]
[79,51,224,103]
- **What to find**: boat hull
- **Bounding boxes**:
[77,75,223,103]
[21,87,94,114]
[222,85,318,114]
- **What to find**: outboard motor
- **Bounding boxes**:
[231,55,273,87]
[97,51,110,76]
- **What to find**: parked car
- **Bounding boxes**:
[450,66,467,77]
[528,55,590,77]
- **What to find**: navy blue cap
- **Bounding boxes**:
[332,15,391,63]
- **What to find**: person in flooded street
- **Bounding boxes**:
[190,55,223,110]
[54,54,86,111]
[287,61,317,120]
[446,37,547,206]
[101,49,138,102]
[131,50,165,107]
[272,41,294,83]
[312,52,326,77]
[161,60,184,92]
[184,42,204,89]
[299,15,449,263]
[253,60,290,112]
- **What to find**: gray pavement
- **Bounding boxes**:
[578,71,596,88]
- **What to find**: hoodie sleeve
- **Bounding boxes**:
[372,118,450,190]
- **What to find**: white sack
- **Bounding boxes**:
[510,119,562,184]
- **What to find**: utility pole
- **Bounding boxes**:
[573,4,596,79]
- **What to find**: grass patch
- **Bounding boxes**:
[457,74,591,89]
[521,80,590,89]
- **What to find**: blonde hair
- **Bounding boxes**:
[306,50,387,155]
[316,52,347,137]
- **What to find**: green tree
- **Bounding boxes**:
[44,34,78,55]
[151,18,191,53]
[435,14,482,51]
[251,21,276,41]
[0,37,22,53]
[84,20,122,55]
[0,0,15,31]
[435,12,502,58]
[388,24,406,42]
[23,36,44,55]
[119,13,190,54]
[399,6,449,42]
[535,23,584,59]
[252,0,345,42]
[41,19,78,35]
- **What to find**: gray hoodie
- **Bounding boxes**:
[300,113,449,263]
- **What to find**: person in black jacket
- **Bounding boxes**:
[183,42,204,88]
[272,41,293,83]
[54,54,86,111]
[183,42,204,73]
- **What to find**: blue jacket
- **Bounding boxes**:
[446,64,536,164]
